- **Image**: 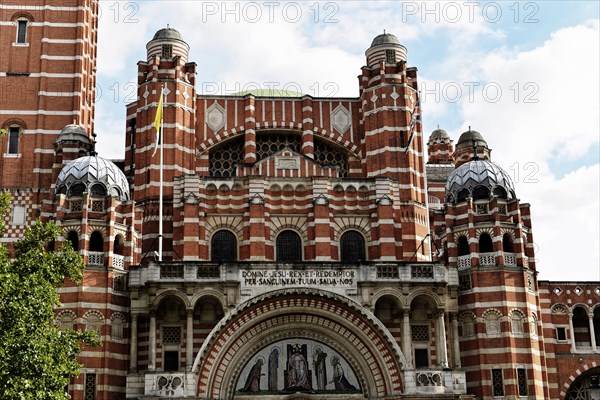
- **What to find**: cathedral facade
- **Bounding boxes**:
[1,1,599,399]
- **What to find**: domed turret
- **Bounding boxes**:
[454,128,491,166]
[428,128,451,145]
[146,26,189,63]
[55,156,130,201]
[445,159,515,204]
[456,129,487,150]
[365,31,407,67]
[427,127,454,165]
[55,124,91,145]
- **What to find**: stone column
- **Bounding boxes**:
[186,310,194,369]
[301,96,314,159]
[451,313,461,368]
[243,95,257,164]
[248,179,266,260]
[569,312,577,352]
[149,311,157,371]
[129,313,138,371]
[589,314,597,352]
[402,309,413,368]
[312,182,332,261]
[437,310,448,368]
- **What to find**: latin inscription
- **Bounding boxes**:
[241,269,355,286]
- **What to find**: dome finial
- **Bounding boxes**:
[383,29,386,34]
[167,23,170,29]
[91,132,97,157]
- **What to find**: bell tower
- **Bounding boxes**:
[0,0,99,241]
[436,130,547,399]
[359,33,429,261]
[125,27,197,260]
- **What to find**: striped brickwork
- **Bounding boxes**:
[0,0,98,196]
[538,282,600,399]
[50,193,139,400]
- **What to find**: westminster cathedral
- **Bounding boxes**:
[1,1,599,399]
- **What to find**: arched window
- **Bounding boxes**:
[502,233,513,253]
[276,230,302,263]
[6,125,21,154]
[113,234,124,256]
[15,18,29,44]
[210,230,237,263]
[472,185,490,200]
[461,314,476,336]
[70,183,86,196]
[530,313,539,337]
[90,183,107,197]
[479,233,493,253]
[511,311,524,334]
[340,231,366,263]
[67,230,79,251]
[456,188,470,203]
[89,231,103,252]
[493,186,507,198]
[485,311,501,336]
[85,313,102,336]
[374,296,399,322]
[457,236,470,256]
[111,315,125,339]
[57,312,75,331]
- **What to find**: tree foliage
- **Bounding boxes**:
[0,191,98,399]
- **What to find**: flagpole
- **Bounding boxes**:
[158,85,164,262]
[418,89,433,261]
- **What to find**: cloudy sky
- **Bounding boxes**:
[94,1,599,282]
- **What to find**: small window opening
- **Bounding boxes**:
[16,20,28,44]
[162,44,173,58]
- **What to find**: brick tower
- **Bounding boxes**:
[359,33,430,261]
[0,0,99,238]
[124,27,197,260]
[429,129,548,399]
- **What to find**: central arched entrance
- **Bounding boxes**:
[193,289,406,399]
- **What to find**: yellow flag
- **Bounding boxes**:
[152,88,163,157]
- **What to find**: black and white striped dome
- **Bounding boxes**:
[445,160,515,204]
[55,156,130,201]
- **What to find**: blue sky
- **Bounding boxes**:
[94,1,599,280]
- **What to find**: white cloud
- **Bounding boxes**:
[92,3,599,280]
[456,20,600,280]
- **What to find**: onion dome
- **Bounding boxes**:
[55,156,130,201]
[366,31,407,66]
[54,124,90,145]
[147,26,189,63]
[428,128,451,145]
[456,128,488,151]
[445,160,515,204]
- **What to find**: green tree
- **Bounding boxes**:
[0,191,98,399]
